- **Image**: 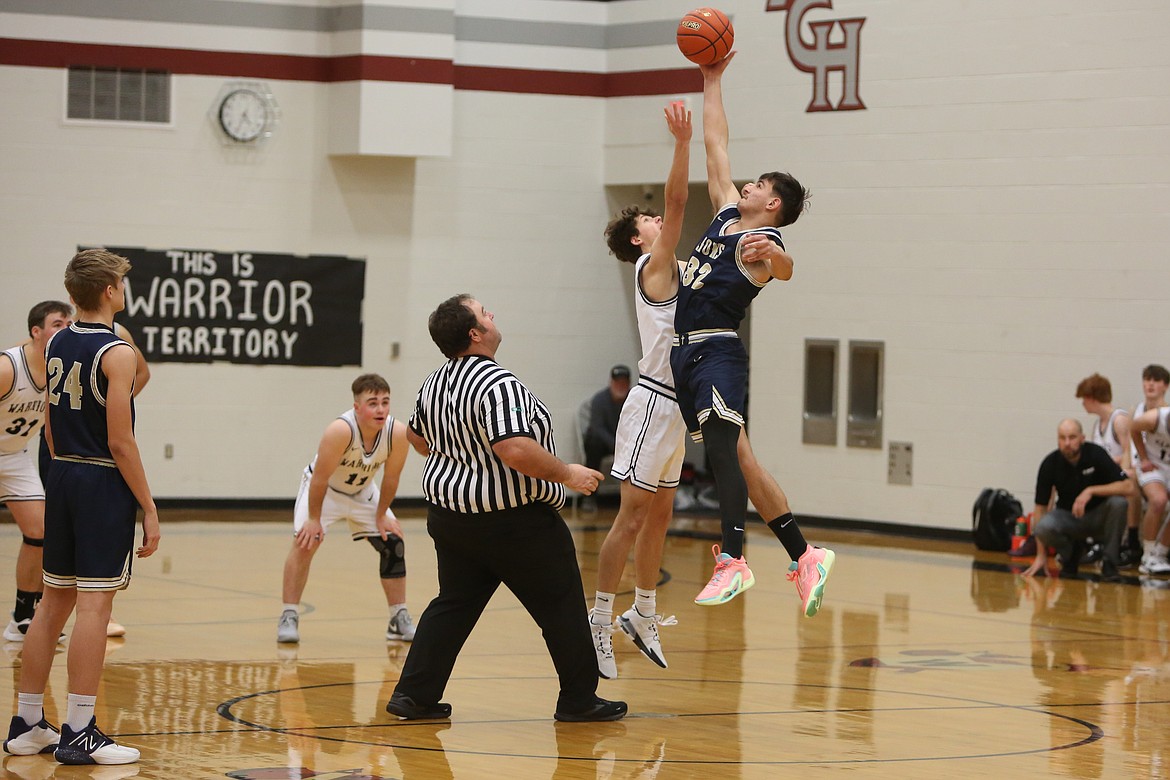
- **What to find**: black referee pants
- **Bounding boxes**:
[394,501,599,712]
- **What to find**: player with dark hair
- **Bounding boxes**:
[670,53,834,613]
[1129,365,1170,575]
[0,301,72,643]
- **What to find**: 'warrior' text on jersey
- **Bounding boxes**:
[674,203,784,335]
[307,408,395,495]
[0,345,46,455]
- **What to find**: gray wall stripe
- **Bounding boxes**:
[0,0,674,49]
[0,0,453,35]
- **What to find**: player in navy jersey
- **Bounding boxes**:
[4,249,159,766]
[35,319,148,640]
[671,52,835,614]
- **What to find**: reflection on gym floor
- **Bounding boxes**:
[1,510,1168,779]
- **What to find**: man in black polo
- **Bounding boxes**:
[1024,418,1132,580]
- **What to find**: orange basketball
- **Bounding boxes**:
[676,7,734,66]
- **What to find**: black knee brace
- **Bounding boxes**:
[21,535,44,548]
[365,534,406,579]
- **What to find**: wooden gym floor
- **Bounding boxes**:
[0,507,1167,780]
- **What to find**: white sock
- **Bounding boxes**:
[282,603,299,614]
[65,693,96,732]
[634,588,656,618]
[592,592,614,623]
[16,692,43,726]
[389,602,406,615]
[1155,543,1169,559]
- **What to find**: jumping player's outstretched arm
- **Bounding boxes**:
[701,52,740,213]
[643,102,692,301]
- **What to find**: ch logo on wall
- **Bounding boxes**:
[766,0,866,112]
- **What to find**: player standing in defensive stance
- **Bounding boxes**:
[277,374,415,644]
[5,249,160,765]
[671,52,835,613]
[0,301,72,643]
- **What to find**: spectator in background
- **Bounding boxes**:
[583,365,631,473]
[1024,418,1131,581]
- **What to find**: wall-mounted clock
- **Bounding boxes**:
[211,82,279,144]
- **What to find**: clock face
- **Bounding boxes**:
[218,89,268,142]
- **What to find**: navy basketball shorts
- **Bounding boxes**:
[43,460,138,591]
[670,338,749,442]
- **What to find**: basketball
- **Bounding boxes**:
[676,8,734,66]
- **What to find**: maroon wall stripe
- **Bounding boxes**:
[0,37,700,96]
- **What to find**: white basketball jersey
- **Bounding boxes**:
[633,253,679,393]
[1091,408,1128,462]
[0,346,46,455]
[308,409,394,496]
[1132,400,1163,462]
[1149,407,1170,466]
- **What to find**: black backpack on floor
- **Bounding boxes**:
[972,488,1023,551]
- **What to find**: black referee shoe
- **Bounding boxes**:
[554,696,628,722]
[386,692,452,720]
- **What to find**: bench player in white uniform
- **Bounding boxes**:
[1121,366,1169,567]
[1078,374,1130,464]
[0,302,72,642]
[277,374,415,643]
[1075,373,1131,564]
[1129,375,1170,575]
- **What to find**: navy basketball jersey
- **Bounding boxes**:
[674,204,784,334]
[45,322,132,466]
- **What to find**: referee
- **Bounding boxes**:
[385,294,627,723]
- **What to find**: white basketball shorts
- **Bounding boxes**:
[0,447,44,503]
[610,383,686,492]
[292,469,393,539]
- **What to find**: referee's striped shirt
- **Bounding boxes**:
[409,354,566,514]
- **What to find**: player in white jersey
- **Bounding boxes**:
[277,374,415,643]
[1077,374,1130,464]
[591,101,693,678]
[1129,367,1170,575]
[0,302,72,643]
[1075,373,1132,566]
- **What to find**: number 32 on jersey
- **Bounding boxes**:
[681,256,712,290]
